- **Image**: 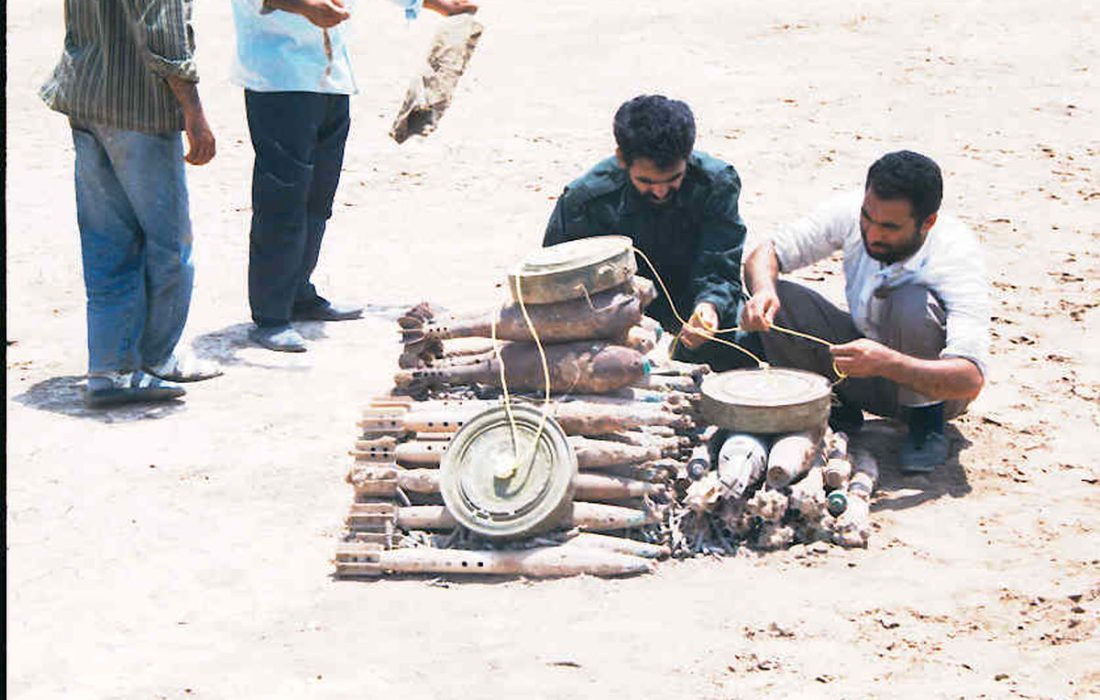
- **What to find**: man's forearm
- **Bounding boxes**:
[881,352,984,402]
[744,241,780,295]
[166,75,203,119]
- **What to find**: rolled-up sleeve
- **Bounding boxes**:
[123,0,199,82]
[769,191,856,273]
[930,231,992,377]
[689,167,747,326]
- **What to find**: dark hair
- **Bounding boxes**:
[865,151,943,222]
[613,95,696,169]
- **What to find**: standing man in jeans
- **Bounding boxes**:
[232,0,477,353]
[40,0,222,407]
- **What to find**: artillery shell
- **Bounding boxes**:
[394,341,647,395]
[765,430,822,489]
[346,502,658,533]
[347,466,664,501]
[336,543,653,578]
[568,436,664,469]
[559,532,670,560]
[788,464,827,520]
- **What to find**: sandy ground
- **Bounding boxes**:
[6,1,1100,698]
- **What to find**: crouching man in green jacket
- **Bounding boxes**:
[543,94,759,371]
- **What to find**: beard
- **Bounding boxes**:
[641,189,678,208]
[861,227,926,265]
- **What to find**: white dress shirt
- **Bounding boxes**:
[767,189,991,377]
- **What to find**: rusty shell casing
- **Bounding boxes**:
[568,436,665,469]
[402,277,654,345]
[393,341,647,394]
[559,532,670,560]
[435,288,643,343]
[346,501,658,534]
[384,435,663,469]
[347,465,664,502]
[595,430,686,456]
[335,542,653,578]
[362,401,691,441]
[550,401,693,435]
[569,501,661,531]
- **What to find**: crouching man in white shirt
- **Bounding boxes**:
[741,151,990,473]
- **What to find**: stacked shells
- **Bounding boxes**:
[336,277,708,579]
[671,427,879,555]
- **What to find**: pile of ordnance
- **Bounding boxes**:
[334,237,878,579]
[671,425,879,555]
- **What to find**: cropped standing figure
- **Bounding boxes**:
[741,151,990,473]
[232,0,478,353]
[41,0,222,407]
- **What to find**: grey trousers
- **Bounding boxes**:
[760,280,970,420]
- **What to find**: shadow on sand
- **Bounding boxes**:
[855,418,974,514]
[191,304,412,369]
[190,321,325,370]
[11,305,414,422]
[12,375,186,422]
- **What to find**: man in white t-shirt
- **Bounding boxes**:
[741,151,990,473]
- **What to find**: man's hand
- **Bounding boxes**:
[182,110,216,165]
[267,0,350,28]
[829,338,897,378]
[425,0,479,16]
[740,289,780,332]
[166,76,215,166]
[302,0,349,28]
[679,302,719,350]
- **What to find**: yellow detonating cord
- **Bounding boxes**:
[489,240,848,478]
[491,274,552,480]
[630,246,847,385]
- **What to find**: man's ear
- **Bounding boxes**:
[615,148,627,170]
[920,211,938,236]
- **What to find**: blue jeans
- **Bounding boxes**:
[71,121,194,374]
[244,90,350,326]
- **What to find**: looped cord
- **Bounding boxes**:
[490,275,552,479]
[490,242,849,463]
[630,246,848,386]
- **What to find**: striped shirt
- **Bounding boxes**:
[40,0,199,134]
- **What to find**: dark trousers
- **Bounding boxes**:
[245,90,350,327]
[760,279,970,420]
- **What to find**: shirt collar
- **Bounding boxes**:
[869,230,933,289]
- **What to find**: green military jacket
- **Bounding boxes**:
[543,151,747,334]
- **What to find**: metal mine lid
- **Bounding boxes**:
[700,367,832,434]
[440,404,577,539]
[507,235,637,305]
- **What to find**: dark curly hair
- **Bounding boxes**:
[866,151,943,223]
[613,95,696,169]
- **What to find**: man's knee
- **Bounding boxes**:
[878,284,946,359]
[887,284,944,323]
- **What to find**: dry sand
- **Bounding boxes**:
[6,1,1099,698]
